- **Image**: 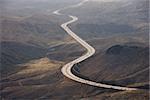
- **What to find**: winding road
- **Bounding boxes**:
[53,0,138,91]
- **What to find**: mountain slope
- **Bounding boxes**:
[78,44,149,87]
[1,41,47,77]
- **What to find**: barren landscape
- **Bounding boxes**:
[0,0,149,99]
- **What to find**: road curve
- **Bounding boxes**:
[53,0,138,91]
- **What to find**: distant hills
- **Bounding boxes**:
[64,0,148,40]
[1,15,68,47]
[0,0,149,99]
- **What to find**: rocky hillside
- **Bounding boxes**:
[79,44,149,86]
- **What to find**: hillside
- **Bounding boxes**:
[79,44,149,86]
[1,0,149,99]
[1,38,149,99]
[1,41,47,77]
[1,15,68,47]
[63,0,148,40]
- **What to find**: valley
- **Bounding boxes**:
[0,0,149,99]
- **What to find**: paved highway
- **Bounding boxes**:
[53,0,138,91]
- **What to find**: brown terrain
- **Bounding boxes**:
[0,0,149,99]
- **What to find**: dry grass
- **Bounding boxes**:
[16,58,63,75]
